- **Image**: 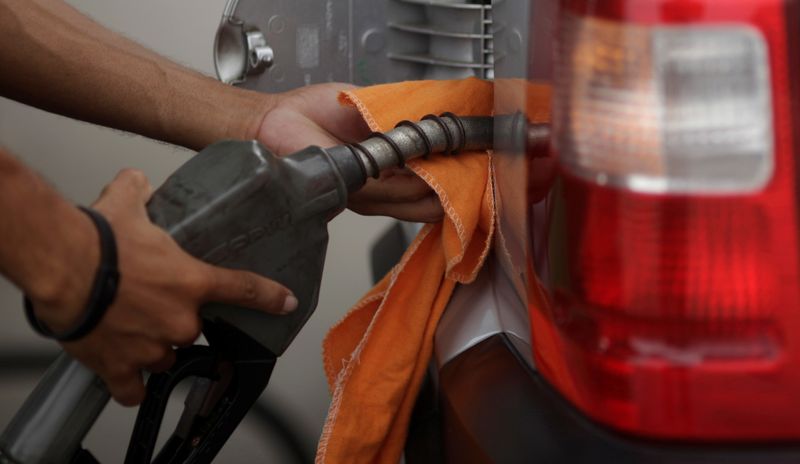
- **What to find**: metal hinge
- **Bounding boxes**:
[214,16,273,85]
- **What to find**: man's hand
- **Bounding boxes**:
[0,1,442,223]
[28,169,297,406]
[254,83,444,223]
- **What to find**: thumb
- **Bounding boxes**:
[201,265,298,315]
[109,168,154,205]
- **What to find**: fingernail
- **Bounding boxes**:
[282,294,299,314]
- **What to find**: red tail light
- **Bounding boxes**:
[530,0,800,440]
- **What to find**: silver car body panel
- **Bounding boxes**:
[434,255,534,369]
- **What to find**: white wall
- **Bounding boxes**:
[0,1,391,461]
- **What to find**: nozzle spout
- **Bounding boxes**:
[326,114,494,192]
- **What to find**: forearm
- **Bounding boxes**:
[0,147,96,305]
[0,0,272,150]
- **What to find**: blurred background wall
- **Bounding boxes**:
[0,0,391,461]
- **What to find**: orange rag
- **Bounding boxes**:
[317,77,494,464]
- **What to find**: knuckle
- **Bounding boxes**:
[170,315,202,346]
[120,167,146,181]
[117,168,140,181]
[118,168,149,190]
[410,182,433,202]
[235,273,260,304]
[204,266,224,297]
[142,343,170,365]
[183,267,212,297]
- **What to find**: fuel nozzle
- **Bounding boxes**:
[142,113,510,357]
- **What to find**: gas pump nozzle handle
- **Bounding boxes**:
[0,114,514,464]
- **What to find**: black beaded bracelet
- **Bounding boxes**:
[24,206,120,342]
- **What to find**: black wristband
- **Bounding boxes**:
[24,206,120,342]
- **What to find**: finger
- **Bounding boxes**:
[114,169,153,204]
[202,266,297,315]
[105,369,146,407]
[318,106,370,144]
[167,311,202,347]
[349,194,444,223]
[350,175,433,204]
[146,349,177,373]
[326,98,371,142]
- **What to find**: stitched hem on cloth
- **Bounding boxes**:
[317,224,435,463]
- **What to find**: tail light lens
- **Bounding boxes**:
[531,0,800,440]
[560,18,773,193]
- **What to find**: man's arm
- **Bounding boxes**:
[0,0,444,221]
[0,0,265,151]
[0,147,297,405]
[0,145,98,308]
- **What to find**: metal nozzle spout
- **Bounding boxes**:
[325,113,550,192]
[326,114,492,192]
